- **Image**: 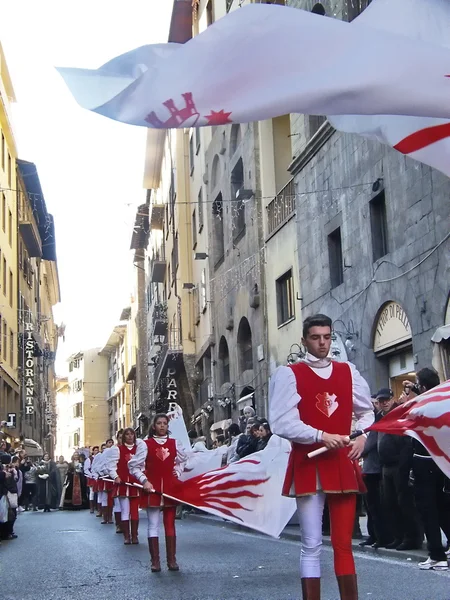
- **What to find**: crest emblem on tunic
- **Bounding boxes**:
[156,447,170,462]
[315,392,339,418]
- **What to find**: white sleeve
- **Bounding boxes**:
[98,449,111,477]
[269,366,323,445]
[174,440,188,478]
[128,439,148,484]
[350,363,375,432]
[91,454,101,478]
[105,445,120,480]
[83,457,91,477]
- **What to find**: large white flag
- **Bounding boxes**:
[162,404,296,538]
[330,0,450,175]
[58,2,450,134]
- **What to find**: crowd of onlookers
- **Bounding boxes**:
[0,439,80,547]
[357,368,450,570]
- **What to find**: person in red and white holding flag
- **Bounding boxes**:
[128,414,187,572]
[104,427,141,545]
[269,314,373,600]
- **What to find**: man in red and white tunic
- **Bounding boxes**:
[269,314,373,600]
[91,443,106,517]
[105,427,141,545]
[129,413,187,572]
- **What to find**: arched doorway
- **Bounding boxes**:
[237,317,253,372]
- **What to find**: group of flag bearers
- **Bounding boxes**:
[84,419,184,571]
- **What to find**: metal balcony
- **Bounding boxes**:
[150,203,165,230]
[266,178,296,236]
[152,302,168,337]
[151,248,167,283]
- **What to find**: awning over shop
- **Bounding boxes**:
[431,324,450,343]
[23,438,43,457]
[210,419,232,433]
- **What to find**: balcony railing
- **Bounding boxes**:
[152,302,168,337]
[151,246,167,283]
[197,376,212,409]
[266,178,296,236]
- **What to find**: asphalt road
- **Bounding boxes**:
[1,509,449,600]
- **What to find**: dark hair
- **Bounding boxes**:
[148,413,169,438]
[116,429,124,440]
[216,435,225,444]
[92,446,99,452]
[228,423,241,438]
[417,367,440,392]
[188,429,197,440]
[260,423,271,433]
[302,314,332,338]
[122,427,136,444]
[105,438,114,445]
[250,422,261,434]
[101,443,106,449]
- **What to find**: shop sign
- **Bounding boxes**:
[24,322,35,415]
[374,301,411,353]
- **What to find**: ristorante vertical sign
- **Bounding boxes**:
[24,322,35,415]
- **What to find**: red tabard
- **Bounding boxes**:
[97,479,105,492]
[113,445,140,498]
[140,437,178,508]
[282,361,360,497]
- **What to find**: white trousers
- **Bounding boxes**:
[89,488,95,501]
[147,508,160,538]
[113,497,121,512]
[99,491,109,507]
[296,492,326,578]
[119,497,130,520]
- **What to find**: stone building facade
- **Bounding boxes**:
[288,0,450,395]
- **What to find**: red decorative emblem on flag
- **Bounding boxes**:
[205,109,233,125]
[316,392,339,418]
[144,92,232,128]
[156,447,171,462]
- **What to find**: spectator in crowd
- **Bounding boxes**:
[378,389,422,550]
[0,457,18,541]
[239,406,258,434]
[226,423,243,464]
[360,390,390,548]
[188,430,208,452]
[236,422,260,459]
[22,457,38,511]
[257,423,272,451]
[216,435,225,448]
[36,453,59,512]
[406,368,450,571]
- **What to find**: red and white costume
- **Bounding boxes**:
[269,354,373,591]
[83,456,95,509]
[129,436,187,541]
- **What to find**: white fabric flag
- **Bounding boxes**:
[151,403,296,537]
[58,2,450,132]
[330,0,450,176]
[168,435,296,538]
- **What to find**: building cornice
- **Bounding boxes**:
[288,121,335,177]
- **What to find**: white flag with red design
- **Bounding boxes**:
[57,1,450,176]
[369,379,450,478]
[169,435,296,538]
[329,0,450,176]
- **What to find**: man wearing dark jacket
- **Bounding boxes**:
[360,397,389,548]
[378,389,421,551]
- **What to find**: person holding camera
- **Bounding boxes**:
[405,368,450,571]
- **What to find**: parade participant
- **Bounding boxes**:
[105,428,140,545]
[92,443,106,517]
[129,413,187,572]
[98,438,118,525]
[269,314,373,600]
[84,446,99,513]
[36,453,59,512]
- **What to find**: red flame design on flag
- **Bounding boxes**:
[169,459,269,521]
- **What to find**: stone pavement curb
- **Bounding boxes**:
[185,512,428,564]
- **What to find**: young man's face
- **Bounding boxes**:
[302,326,332,359]
[106,440,114,448]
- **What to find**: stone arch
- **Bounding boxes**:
[237,317,253,372]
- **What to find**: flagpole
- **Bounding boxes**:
[306,429,367,458]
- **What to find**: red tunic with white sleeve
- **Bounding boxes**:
[140,437,178,508]
[113,445,140,498]
[282,361,361,497]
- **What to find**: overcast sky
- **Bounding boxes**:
[0,1,172,373]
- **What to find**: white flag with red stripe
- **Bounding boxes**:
[329,0,450,176]
[57,0,450,175]
[369,379,450,478]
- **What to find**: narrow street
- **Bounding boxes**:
[2,510,449,600]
